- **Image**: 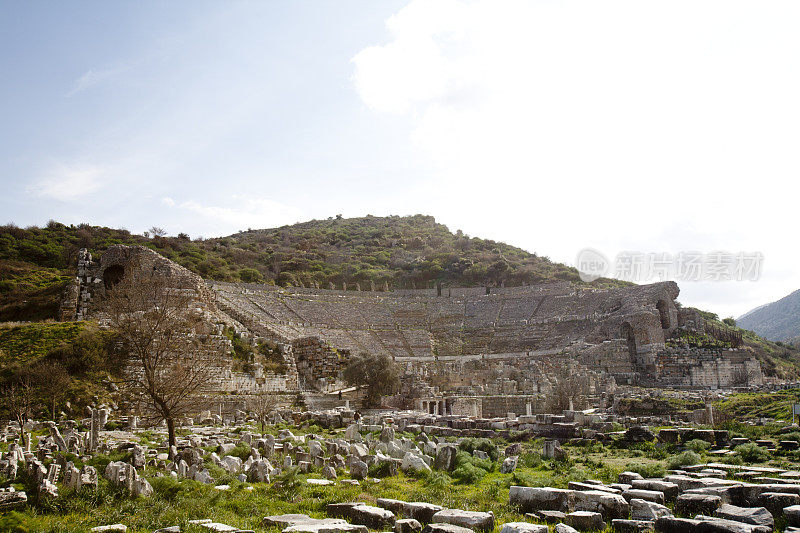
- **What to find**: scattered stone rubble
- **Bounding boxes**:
[6,392,800,532]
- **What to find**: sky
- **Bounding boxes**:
[1,1,798,319]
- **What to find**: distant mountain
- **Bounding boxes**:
[738,289,800,343]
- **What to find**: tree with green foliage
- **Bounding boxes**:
[342,352,401,407]
[239,268,263,283]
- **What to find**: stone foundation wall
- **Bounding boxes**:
[291,337,347,391]
[480,395,540,418]
[63,246,770,399]
[652,348,764,388]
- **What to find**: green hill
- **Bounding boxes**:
[0,215,622,321]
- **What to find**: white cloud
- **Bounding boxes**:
[29,164,105,201]
[67,67,124,97]
[353,0,800,318]
[160,196,176,207]
[164,196,304,236]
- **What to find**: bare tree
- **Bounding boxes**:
[30,361,71,420]
[247,393,278,436]
[102,266,212,447]
[545,365,591,413]
[1,375,34,447]
[148,226,167,238]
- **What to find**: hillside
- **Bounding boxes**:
[0,215,623,321]
[737,289,800,343]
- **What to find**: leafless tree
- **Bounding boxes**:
[30,361,71,420]
[102,266,213,446]
[1,375,34,447]
[247,393,278,436]
[545,365,591,413]
[148,226,167,238]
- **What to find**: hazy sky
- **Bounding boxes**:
[1,1,798,319]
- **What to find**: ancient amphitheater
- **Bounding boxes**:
[61,245,764,417]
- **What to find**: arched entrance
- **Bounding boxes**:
[621,322,637,360]
[656,300,671,329]
[103,265,125,290]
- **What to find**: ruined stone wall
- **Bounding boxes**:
[480,395,541,418]
[210,279,680,361]
[291,336,348,392]
[651,348,764,389]
[63,246,768,397]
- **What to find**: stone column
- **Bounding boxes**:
[48,423,67,452]
[88,408,108,452]
[543,440,555,458]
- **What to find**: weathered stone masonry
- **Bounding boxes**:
[62,245,765,413]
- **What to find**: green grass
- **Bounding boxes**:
[716,389,800,420]
[0,321,88,364]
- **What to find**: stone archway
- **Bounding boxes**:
[103,265,125,290]
[656,300,672,330]
[620,322,637,360]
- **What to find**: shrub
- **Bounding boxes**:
[151,475,186,501]
[511,470,538,487]
[457,438,499,462]
[685,439,712,454]
[368,461,394,478]
[518,451,542,469]
[780,431,800,442]
[239,268,263,283]
[0,511,29,533]
[666,451,701,470]
[625,461,666,478]
[734,443,771,463]
[226,443,252,461]
[423,471,450,491]
[452,450,491,484]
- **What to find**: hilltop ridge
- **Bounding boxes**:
[0,215,622,321]
[738,288,800,344]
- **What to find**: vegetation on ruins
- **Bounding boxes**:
[0,322,117,424]
[102,267,213,447]
[686,307,800,380]
[225,327,287,375]
[0,216,623,322]
[342,352,401,407]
